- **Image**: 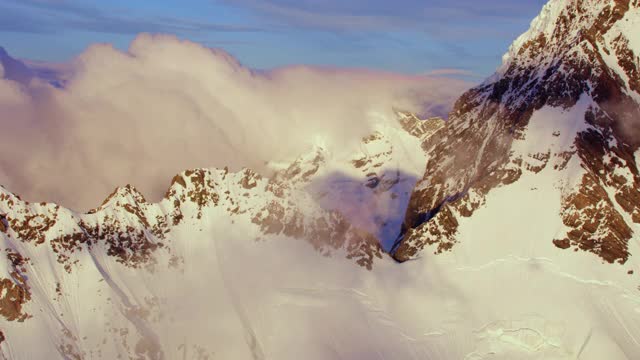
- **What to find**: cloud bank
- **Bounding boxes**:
[0,34,468,211]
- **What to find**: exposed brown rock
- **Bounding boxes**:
[0,275,31,322]
[0,213,7,233]
[239,171,259,189]
[553,239,571,249]
[396,112,445,139]
[6,249,29,272]
[394,204,458,261]
[171,174,187,188]
[185,169,220,218]
[252,201,286,234]
[251,199,383,270]
[9,214,56,245]
[557,173,631,264]
[394,0,640,264]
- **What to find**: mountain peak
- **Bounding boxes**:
[470,0,640,145]
[90,184,148,213]
[395,0,640,265]
[499,0,637,76]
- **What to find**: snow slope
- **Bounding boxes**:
[2,0,640,359]
[0,113,450,359]
[2,157,639,359]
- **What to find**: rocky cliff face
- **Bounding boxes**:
[394,0,640,264]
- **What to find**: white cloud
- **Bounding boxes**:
[0,34,468,210]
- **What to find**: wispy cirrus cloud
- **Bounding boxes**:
[0,0,265,35]
[0,0,550,75]
[0,0,547,38]
[219,0,547,35]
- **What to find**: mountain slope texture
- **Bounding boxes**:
[1,0,640,359]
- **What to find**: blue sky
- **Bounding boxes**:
[0,0,547,77]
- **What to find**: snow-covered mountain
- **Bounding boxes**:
[1,0,640,359]
[0,109,447,358]
[394,0,640,264]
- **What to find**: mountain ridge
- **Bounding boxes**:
[1,1,640,358]
[393,0,640,265]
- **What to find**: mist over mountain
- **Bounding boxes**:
[0,35,468,211]
[0,1,640,359]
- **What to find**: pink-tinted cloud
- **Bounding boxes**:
[423,68,482,78]
[0,34,470,211]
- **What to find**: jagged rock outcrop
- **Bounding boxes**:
[0,110,439,356]
[394,0,640,264]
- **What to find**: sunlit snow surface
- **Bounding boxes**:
[2,0,640,357]
[5,192,639,360]
[2,105,639,360]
